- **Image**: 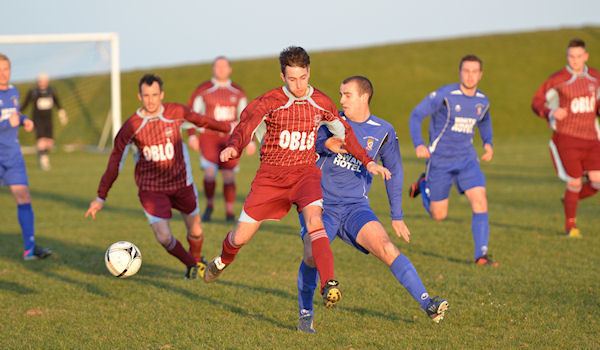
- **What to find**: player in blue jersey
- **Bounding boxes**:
[296,76,448,333]
[0,54,52,260]
[408,55,497,266]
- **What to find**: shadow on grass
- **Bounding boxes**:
[0,231,182,298]
[0,231,295,330]
[29,189,142,218]
[412,249,472,266]
[0,280,36,295]
[134,276,294,331]
[218,279,415,324]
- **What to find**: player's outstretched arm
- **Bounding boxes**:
[96,120,135,202]
[85,198,104,220]
[477,109,493,162]
[185,109,231,134]
[226,95,271,158]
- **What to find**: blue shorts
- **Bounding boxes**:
[425,155,485,201]
[0,155,29,186]
[299,201,378,254]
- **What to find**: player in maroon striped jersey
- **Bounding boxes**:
[85,74,232,279]
[186,56,254,222]
[203,47,391,310]
[532,38,600,238]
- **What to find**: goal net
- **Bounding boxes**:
[0,33,121,151]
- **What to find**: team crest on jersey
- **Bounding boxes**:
[165,127,173,137]
[475,103,484,116]
[454,104,461,112]
[366,137,375,151]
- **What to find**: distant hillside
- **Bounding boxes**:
[17,26,600,146]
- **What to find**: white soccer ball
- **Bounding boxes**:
[104,241,142,278]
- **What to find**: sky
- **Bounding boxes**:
[1,0,599,80]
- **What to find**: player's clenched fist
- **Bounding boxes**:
[415,144,430,159]
[85,198,104,220]
[481,143,493,162]
[220,146,238,162]
[23,119,34,132]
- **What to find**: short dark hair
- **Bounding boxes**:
[342,76,374,104]
[568,38,586,50]
[138,74,163,93]
[279,46,310,74]
[0,53,10,66]
[459,54,483,71]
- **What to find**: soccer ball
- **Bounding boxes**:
[104,241,142,278]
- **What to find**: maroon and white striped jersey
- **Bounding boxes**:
[227,85,372,167]
[187,79,247,136]
[96,103,231,199]
[532,66,600,140]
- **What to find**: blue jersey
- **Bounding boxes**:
[409,83,492,158]
[316,113,403,220]
[0,85,27,161]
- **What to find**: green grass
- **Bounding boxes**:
[1,27,600,349]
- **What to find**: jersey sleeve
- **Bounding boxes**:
[477,106,493,146]
[409,90,444,147]
[320,101,372,165]
[379,128,404,220]
[52,88,62,109]
[531,74,561,120]
[184,108,230,133]
[315,125,335,155]
[227,95,272,156]
[237,96,248,120]
[97,120,135,200]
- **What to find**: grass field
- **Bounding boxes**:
[1,27,600,349]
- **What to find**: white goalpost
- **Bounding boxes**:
[0,32,121,150]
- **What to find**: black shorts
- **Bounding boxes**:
[34,118,53,139]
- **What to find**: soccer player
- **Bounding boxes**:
[203,47,391,309]
[0,54,52,260]
[408,55,498,266]
[186,56,253,222]
[20,73,68,171]
[295,76,449,333]
[85,74,232,279]
[531,38,600,238]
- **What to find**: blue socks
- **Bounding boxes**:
[297,260,318,316]
[390,254,430,310]
[472,212,489,260]
[419,178,431,215]
[18,203,35,252]
[297,255,433,314]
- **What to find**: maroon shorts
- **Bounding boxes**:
[550,132,600,180]
[138,185,198,223]
[199,133,240,170]
[240,164,323,222]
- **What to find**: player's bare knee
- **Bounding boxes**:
[381,241,400,265]
[567,178,582,192]
[305,215,324,231]
[156,232,174,247]
[188,226,203,240]
[431,210,447,221]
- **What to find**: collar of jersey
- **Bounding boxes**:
[566,64,589,77]
[136,105,165,119]
[282,85,314,101]
[211,78,232,87]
